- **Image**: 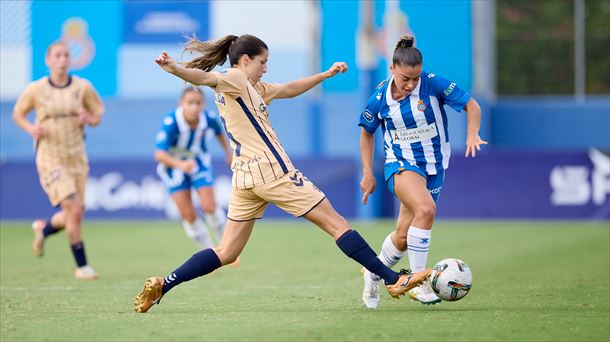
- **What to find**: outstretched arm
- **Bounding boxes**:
[155,51,218,87]
[359,129,376,205]
[464,98,488,158]
[275,62,348,99]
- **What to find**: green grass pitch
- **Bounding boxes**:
[1,220,609,341]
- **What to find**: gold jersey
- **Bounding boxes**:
[211,68,294,189]
[14,75,104,172]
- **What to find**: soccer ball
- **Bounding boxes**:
[430,258,473,301]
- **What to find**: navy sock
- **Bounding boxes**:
[42,220,60,238]
[70,241,88,267]
[162,248,221,295]
[336,230,399,285]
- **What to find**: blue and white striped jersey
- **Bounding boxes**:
[155,107,222,172]
[358,71,470,175]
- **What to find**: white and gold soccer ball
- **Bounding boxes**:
[430,258,473,301]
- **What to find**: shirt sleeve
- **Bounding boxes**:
[211,68,247,97]
[430,75,471,112]
[13,83,36,115]
[206,111,223,135]
[155,114,178,151]
[358,90,383,134]
[82,80,104,116]
[254,81,282,104]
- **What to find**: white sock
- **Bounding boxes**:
[182,219,213,249]
[204,210,225,242]
[407,226,432,273]
[370,233,407,281]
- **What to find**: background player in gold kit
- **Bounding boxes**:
[12,41,104,280]
[134,34,432,313]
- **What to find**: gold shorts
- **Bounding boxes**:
[227,169,326,221]
[38,166,88,207]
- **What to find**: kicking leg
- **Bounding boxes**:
[303,198,431,299]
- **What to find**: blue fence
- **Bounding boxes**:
[2,150,608,220]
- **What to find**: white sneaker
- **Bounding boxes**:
[361,268,381,309]
[75,265,98,280]
[408,281,441,305]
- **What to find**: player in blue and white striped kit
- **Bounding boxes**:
[358,36,487,308]
[155,86,232,249]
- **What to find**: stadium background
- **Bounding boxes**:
[0,0,608,221]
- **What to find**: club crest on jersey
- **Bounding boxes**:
[417,100,427,112]
[259,103,267,113]
[214,93,225,106]
[376,92,382,101]
[362,109,374,122]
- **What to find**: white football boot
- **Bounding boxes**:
[75,265,98,280]
[408,281,441,305]
[361,268,381,309]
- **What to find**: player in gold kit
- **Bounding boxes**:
[134,34,432,313]
[12,42,104,280]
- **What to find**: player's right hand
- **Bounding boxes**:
[360,173,376,205]
[180,159,196,174]
[155,51,178,73]
[28,124,44,140]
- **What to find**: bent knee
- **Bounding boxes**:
[213,247,238,265]
[415,203,436,222]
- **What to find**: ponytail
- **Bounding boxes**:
[183,35,238,72]
[392,35,423,67]
[182,34,268,71]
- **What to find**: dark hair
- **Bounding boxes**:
[392,35,423,67]
[182,34,268,71]
[180,85,203,99]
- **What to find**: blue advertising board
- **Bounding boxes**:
[2,152,608,221]
[0,158,357,220]
[435,149,610,219]
[123,1,209,43]
[31,1,122,96]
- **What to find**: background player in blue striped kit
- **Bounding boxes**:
[359,36,487,308]
[155,86,232,249]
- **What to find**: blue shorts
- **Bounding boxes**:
[157,164,214,194]
[384,161,445,203]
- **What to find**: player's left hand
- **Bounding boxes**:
[465,133,488,158]
[325,62,348,79]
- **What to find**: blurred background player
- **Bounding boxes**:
[155,86,232,249]
[358,36,487,308]
[134,34,432,313]
[12,41,104,280]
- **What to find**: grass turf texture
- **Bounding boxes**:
[1,220,608,341]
